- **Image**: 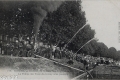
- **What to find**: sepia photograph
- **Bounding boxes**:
[0,0,120,80]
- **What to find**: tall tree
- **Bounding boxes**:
[39,1,95,52]
[116,50,120,60]
[0,1,34,38]
[95,42,108,57]
[80,40,98,55]
[108,47,117,59]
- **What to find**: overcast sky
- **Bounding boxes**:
[81,0,120,50]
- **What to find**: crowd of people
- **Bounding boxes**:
[0,38,118,71]
[34,44,115,70]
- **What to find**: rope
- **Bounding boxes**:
[33,53,84,72]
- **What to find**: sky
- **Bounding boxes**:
[81,0,120,50]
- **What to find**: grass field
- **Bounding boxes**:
[0,55,83,79]
[1,55,120,79]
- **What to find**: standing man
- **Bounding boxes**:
[83,59,89,71]
[51,45,56,59]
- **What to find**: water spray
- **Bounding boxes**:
[73,38,97,57]
[63,23,89,50]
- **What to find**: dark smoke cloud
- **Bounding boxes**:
[31,1,63,41]
[0,1,64,43]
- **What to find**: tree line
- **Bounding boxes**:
[39,1,120,60]
[0,1,120,60]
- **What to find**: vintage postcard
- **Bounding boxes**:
[0,0,120,80]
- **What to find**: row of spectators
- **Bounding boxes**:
[0,40,118,70]
[47,45,117,70]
